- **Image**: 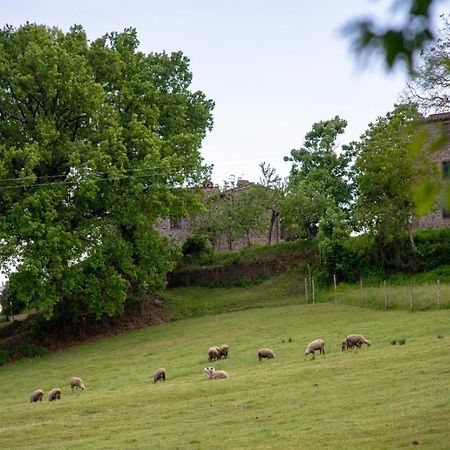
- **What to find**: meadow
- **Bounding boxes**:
[0,301,449,449]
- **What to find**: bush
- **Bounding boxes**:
[17,342,48,359]
[0,348,10,366]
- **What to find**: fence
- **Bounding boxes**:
[303,276,449,311]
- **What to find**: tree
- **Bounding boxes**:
[404,15,450,113]
[354,103,438,266]
[231,184,269,247]
[283,116,355,238]
[258,162,283,244]
[0,24,214,319]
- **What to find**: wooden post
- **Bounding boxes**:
[409,285,413,311]
[359,278,363,307]
[384,281,388,310]
[333,273,337,304]
[304,277,308,303]
[312,278,315,304]
[437,279,441,309]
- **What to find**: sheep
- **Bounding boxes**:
[152,368,166,384]
[344,334,371,349]
[258,348,275,361]
[208,346,220,362]
[204,367,229,380]
[29,389,44,403]
[70,377,86,390]
[48,388,61,401]
[305,339,325,356]
[218,344,229,359]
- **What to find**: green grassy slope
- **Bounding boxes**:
[0,304,449,449]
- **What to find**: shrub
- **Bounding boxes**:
[0,348,10,366]
[17,342,48,358]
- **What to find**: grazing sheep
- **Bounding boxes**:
[204,367,229,380]
[258,348,275,361]
[305,339,325,356]
[29,389,44,403]
[208,346,220,362]
[48,388,61,401]
[218,344,229,359]
[344,334,371,349]
[70,377,86,390]
[152,368,166,384]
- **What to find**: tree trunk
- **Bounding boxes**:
[407,221,417,252]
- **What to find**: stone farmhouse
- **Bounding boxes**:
[155,180,281,251]
[414,112,450,230]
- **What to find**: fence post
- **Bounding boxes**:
[304,277,308,304]
[409,284,413,311]
[312,278,315,304]
[437,279,441,310]
[333,273,337,304]
[359,278,363,307]
[384,281,388,310]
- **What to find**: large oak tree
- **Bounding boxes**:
[0,24,214,319]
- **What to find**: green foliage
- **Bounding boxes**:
[283,116,355,238]
[317,208,354,284]
[354,104,438,264]
[346,0,436,71]
[17,342,48,358]
[0,24,213,319]
[0,348,10,366]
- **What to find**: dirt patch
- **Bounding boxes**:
[0,295,167,362]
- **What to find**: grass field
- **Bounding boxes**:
[0,302,449,449]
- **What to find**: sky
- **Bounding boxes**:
[1,0,447,186]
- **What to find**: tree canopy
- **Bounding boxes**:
[0,24,214,319]
[354,103,437,264]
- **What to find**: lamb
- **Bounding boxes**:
[204,367,229,380]
[48,388,61,401]
[152,368,166,384]
[218,344,229,359]
[305,338,325,356]
[70,377,86,390]
[344,334,371,349]
[208,346,220,362]
[29,389,44,403]
[258,348,275,361]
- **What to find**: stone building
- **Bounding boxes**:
[155,180,281,251]
[413,112,450,230]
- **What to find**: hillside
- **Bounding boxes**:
[0,303,449,449]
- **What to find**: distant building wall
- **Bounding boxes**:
[154,181,281,251]
[413,113,450,230]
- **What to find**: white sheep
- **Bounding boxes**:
[29,389,44,403]
[344,334,371,349]
[208,346,220,361]
[152,368,166,384]
[258,348,275,361]
[48,388,61,401]
[305,339,325,356]
[204,367,229,380]
[70,377,86,390]
[218,344,229,359]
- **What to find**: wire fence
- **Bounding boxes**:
[303,276,450,311]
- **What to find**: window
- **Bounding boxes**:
[170,218,183,229]
[443,161,450,219]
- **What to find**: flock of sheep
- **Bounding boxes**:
[29,376,85,403]
[157,334,372,384]
[28,334,371,401]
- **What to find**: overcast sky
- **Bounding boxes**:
[2,0,447,185]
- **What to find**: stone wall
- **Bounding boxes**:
[413,114,450,230]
